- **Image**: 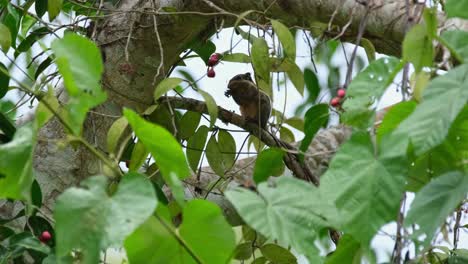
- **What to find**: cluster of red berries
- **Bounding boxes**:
[207,53,220,78]
[330,88,346,108]
[39,230,52,243]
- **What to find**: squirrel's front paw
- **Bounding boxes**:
[224,91,231,97]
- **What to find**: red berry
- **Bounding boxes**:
[330,97,341,107]
[337,88,346,98]
[207,53,220,66]
[207,67,216,78]
[39,231,52,243]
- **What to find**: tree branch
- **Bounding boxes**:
[158,96,320,185]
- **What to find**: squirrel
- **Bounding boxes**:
[225,73,272,129]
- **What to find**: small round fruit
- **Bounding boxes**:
[39,231,52,243]
[337,88,346,98]
[207,67,216,78]
[330,97,341,107]
[207,53,220,66]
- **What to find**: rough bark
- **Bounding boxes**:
[3,0,467,221]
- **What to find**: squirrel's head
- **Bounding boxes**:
[230,72,254,83]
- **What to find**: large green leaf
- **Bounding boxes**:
[153,77,184,101]
[186,125,209,172]
[342,57,402,128]
[124,109,189,204]
[407,106,468,192]
[0,123,36,201]
[198,89,218,128]
[205,135,225,177]
[125,200,235,264]
[304,68,320,103]
[394,64,468,155]
[218,129,236,169]
[0,23,11,53]
[405,171,468,246]
[403,24,433,72]
[48,0,63,21]
[320,132,406,245]
[271,20,296,59]
[178,111,201,140]
[441,30,468,63]
[446,0,468,19]
[300,104,329,152]
[51,33,107,135]
[226,177,334,261]
[253,148,285,183]
[251,38,271,95]
[179,200,236,263]
[54,173,156,264]
[376,101,417,144]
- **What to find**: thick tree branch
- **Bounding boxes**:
[158,96,320,185]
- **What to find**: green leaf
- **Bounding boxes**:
[253,148,285,183]
[48,0,63,21]
[0,62,10,99]
[251,38,271,96]
[376,101,417,144]
[179,200,236,263]
[221,53,251,63]
[407,106,468,192]
[325,234,361,264]
[304,68,320,103]
[403,24,433,72]
[285,117,304,131]
[55,173,156,263]
[285,60,304,95]
[129,140,149,171]
[205,135,225,177]
[35,0,48,18]
[7,232,50,255]
[226,177,333,261]
[405,171,468,245]
[15,27,49,57]
[51,33,107,135]
[342,57,402,129]
[234,10,256,28]
[280,126,295,143]
[445,0,468,19]
[198,89,218,128]
[106,116,128,155]
[35,89,60,128]
[300,104,329,152]
[218,130,236,169]
[125,200,235,264]
[188,39,216,64]
[271,20,296,59]
[153,77,184,101]
[233,242,254,260]
[320,132,406,245]
[124,109,189,204]
[394,64,468,155]
[2,3,20,49]
[360,38,376,62]
[0,24,11,53]
[187,125,209,172]
[35,56,53,79]
[441,30,468,63]
[0,123,36,201]
[260,243,297,264]
[178,111,201,140]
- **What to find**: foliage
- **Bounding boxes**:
[0,1,467,264]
